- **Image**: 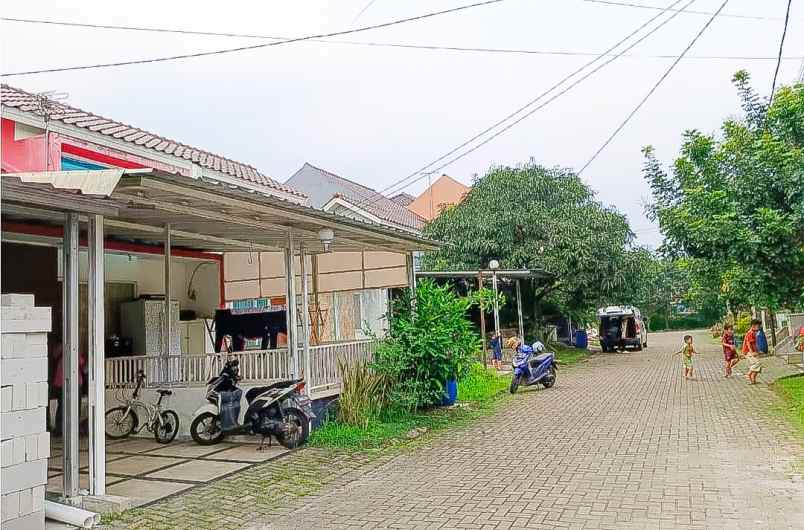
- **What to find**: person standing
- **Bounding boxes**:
[490,332,503,371]
[741,319,763,385]
[721,323,738,377]
[676,334,696,380]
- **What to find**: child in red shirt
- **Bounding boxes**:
[740,319,762,385]
[721,323,737,377]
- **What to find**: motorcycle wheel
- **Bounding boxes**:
[542,367,557,388]
[154,410,180,444]
[509,375,520,394]
[105,406,138,439]
[276,408,309,449]
[190,412,225,445]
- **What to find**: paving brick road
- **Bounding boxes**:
[250,330,804,530]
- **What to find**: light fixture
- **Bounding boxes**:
[318,228,335,252]
[489,259,500,270]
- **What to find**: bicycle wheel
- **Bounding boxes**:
[154,410,180,444]
[105,406,138,439]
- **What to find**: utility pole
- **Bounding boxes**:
[478,271,487,367]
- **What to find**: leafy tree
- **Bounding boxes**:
[422,164,635,329]
[373,280,479,409]
[644,72,804,310]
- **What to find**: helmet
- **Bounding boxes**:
[532,341,545,353]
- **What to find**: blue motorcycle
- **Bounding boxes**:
[509,342,557,394]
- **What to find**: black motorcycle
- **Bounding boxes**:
[189,359,314,449]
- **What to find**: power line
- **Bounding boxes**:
[3,16,801,62]
[352,0,379,23]
[770,0,794,104]
[0,0,504,77]
[583,0,786,21]
[360,0,697,205]
[578,0,730,176]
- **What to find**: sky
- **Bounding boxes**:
[1,0,801,247]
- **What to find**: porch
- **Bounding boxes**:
[1,168,434,507]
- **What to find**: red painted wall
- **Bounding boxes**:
[1,118,48,172]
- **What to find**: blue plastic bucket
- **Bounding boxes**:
[442,379,458,406]
[574,329,588,350]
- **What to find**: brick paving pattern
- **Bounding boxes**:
[250,330,804,530]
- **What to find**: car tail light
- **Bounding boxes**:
[295,382,306,393]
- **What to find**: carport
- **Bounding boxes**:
[1,168,436,503]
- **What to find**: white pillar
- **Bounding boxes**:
[62,213,80,498]
[163,224,171,383]
[492,271,500,339]
[516,279,524,340]
[299,242,311,391]
[406,252,417,292]
[87,215,106,495]
[284,231,299,377]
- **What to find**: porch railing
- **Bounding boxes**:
[104,340,375,398]
[105,348,292,389]
[307,340,376,397]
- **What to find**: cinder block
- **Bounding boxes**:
[1,491,20,522]
[1,439,13,467]
[2,509,44,530]
[1,358,47,387]
[12,438,26,466]
[0,408,46,440]
[1,294,34,308]
[25,332,47,350]
[31,486,44,513]
[12,384,27,410]
[1,459,47,494]
[17,488,32,516]
[25,382,48,409]
[1,386,12,412]
[37,433,50,460]
[2,334,47,359]
[24,434,38,462]
[0,305,52,333]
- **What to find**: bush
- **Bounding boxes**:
[336,359,388,428]
[374,280,479,409]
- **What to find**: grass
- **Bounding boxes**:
[773,374,804,439]
[552,343,591,366]
[309,364,510,450]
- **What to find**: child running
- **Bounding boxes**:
[721,323,738,377]
[676,334,696,379]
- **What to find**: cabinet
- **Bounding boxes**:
[178,319,216,354]
[120,299,180,355]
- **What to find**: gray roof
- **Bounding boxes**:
[286,163,425,232]
[390,192,415,207]
[1,84,306,199]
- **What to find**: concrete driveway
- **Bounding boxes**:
[253,330,804,529]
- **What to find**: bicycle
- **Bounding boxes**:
[105,370,180,444]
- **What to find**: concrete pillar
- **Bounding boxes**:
[87,215,106,495]
[284,232,299,377]
[516,279,524,340]
[163,224,172,383]
[1,294,51,530]
[62,212,80,498]
[299,242,311,392]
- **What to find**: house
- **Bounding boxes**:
[407,173,470,221]
[1,84,436,510]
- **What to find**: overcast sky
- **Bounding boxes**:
[2,0,801,247]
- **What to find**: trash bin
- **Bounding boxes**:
[442,379,458,406]
[574,329,588,350]
[757,329,768,354]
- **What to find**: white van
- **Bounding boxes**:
[597,305,648,352]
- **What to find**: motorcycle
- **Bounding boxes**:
[190,358,314,449]
[509,341,557,394]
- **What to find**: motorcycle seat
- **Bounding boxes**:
[533,352,552,362]
[157,389,173,396]
[245,379,300,402]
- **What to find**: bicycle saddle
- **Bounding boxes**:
[157,389,173,396]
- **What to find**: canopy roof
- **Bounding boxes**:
[1,170,440,253]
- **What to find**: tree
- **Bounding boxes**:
[643,72,804,310]
[422,163,635,329]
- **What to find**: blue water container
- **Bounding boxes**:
[442,379,458,406]
[574,329,588,350]
[756,329,768,353]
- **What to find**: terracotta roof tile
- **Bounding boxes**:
[1,84,306,199]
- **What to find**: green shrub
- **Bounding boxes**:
[734,311,752,335]
[336,359,388,428]
[374,280,479,409]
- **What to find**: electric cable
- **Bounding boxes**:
[577,0,731,176]
[583,0,787,21]
[0,0,504,77]
[2,17,798,62]
[357,0,697,206]
[769,0,794,104]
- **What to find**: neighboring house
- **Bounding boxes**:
[407,173,470,221]
[390,192,415,207]
[287,162,425,234]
